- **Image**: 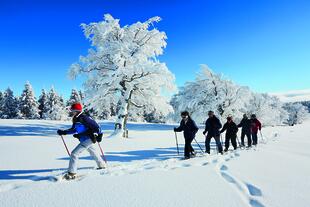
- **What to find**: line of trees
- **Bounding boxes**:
[1,75,308,127]
[169,65,309,126]
[0,82,81,120]
[0,81,168,123]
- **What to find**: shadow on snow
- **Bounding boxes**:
[0,124,70,137]
[0,167,93,181]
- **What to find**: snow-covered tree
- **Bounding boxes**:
[66,89,82,107]
[69,14,176,137]
[171,65,251,123]
[1,88,19,119]
[38,89,49,119]
[19,81,40,119]
[284,102,309,125]
[247,93,288,126]
[0,91,3,117]
[43,87,67,120]
[78,90,85,101]
[300,101,310,112]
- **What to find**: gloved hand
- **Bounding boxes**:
[173,128,177,132]
[57,129,67,135]
[73,134,80,139]
[203,131,206,135]
[96,133,103,142]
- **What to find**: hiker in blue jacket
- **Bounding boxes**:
[57,103,105,180]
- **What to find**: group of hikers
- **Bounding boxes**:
[174,110,262,159]
[56,102,262,180]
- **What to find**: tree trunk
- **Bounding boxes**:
[114,89,133,138]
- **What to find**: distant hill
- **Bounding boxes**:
[271,89,310,103]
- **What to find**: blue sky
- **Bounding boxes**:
[0,0,309,98]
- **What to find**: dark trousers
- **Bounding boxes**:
[205,135,223,153]
[252,132,258,145]
[184,137,195,157]
[241,131,251,147]
[225,135,237,150]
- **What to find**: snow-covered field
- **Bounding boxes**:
[0,119,309,207]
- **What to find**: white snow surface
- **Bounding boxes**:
[0,119,309,207]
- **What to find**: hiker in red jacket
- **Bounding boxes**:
[251,114,262,145]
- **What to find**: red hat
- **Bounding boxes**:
[70,103,83,112]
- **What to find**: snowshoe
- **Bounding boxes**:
[63,172,77,180]
[190,152,196,158]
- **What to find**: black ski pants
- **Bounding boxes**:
[225,135,237,150]
[241,131,252,147]
[252,132,258,145]
[184,137,195,158]
[205,134,223,153]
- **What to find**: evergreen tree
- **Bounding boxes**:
[43,87,67,120]
[78,90,84,102]
[66,89,81,106]
[19,81,40,119]
[38,89,49,119]
[0,91,3,117]
[1,88,19,119]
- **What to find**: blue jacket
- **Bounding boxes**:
[65,113,101,142]
[65,122,90,142]
[175,118,199,139]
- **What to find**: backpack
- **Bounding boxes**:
[77,114,103,143]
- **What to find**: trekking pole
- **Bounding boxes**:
[97,142,108,164]
[236,136,244,150]
[193,138,204,153]
[215,139,219,154]
[174,131,180,155]
[259,131,265,143]
[220,134,224,146]
[60,135,70,156]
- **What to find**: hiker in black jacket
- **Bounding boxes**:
[203,111,223,154]
[220,115,238,152]
[237,114,252,147]
[174,111,199,159]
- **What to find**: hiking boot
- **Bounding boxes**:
[63,172,76,180]
[190,151,196,157]
[183,156,190,160]
[224,148,228,152]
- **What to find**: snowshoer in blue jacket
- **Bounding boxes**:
[174,111,199,159]
[57,103,105,180]
[203,111,223,154]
